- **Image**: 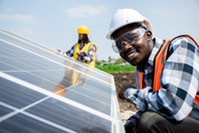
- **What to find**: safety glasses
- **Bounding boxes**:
[112,27,146,53]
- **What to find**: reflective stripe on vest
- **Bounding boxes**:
[138,35,199,105]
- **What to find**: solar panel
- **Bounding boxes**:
[0,29,125,133]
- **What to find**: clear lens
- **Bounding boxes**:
[112,42,119,53]
[112,28,146,53]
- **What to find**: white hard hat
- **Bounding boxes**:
[106,8,152,39]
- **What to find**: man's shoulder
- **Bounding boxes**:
[170,35,198,49]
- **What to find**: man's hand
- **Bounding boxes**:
[118,84,132,99]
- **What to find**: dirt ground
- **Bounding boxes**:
[111,72,137,124]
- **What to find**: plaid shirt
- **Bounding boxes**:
[124,37,199,121]
[56,43,96,63]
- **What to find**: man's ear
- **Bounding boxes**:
[145,30,152,40]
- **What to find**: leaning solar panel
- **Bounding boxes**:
[0,29,125,133]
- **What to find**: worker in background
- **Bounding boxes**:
[51,25,97,96]
[51,25,97,67]
[106,8,199,133]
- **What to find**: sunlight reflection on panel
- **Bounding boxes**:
[0,29,125,133]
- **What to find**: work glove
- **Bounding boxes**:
[118,84,133,99]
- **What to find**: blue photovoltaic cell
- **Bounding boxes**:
[0,105,13,117]
[27,98,111,133]
[0,29,124,133]
[0,114,68,133]
[0,77,46,108]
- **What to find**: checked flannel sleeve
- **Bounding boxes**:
[80,46,96,63]
[56,45,75,57]
[56,44,96,63]
[124,37,199,121]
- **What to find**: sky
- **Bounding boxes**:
[0,0,199,61]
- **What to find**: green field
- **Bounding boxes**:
[95,64,136,73]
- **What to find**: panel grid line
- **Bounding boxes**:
[0,29,112,79]
[0,71,119,123]
[0,102,77,133]
[0,29,124,133]
[0,38,112,86]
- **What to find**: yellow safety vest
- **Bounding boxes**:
[73,42,97,67]
[54,42,97,95]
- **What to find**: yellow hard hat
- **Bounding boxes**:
[77,25,90,34]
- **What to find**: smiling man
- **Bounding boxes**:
[106,8,199,133]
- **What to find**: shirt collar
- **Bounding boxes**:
[147,37,164,66]
[137,37,164,73]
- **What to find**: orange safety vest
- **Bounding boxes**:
[138,35,199,105]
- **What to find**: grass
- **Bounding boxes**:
[95,64,136,73]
